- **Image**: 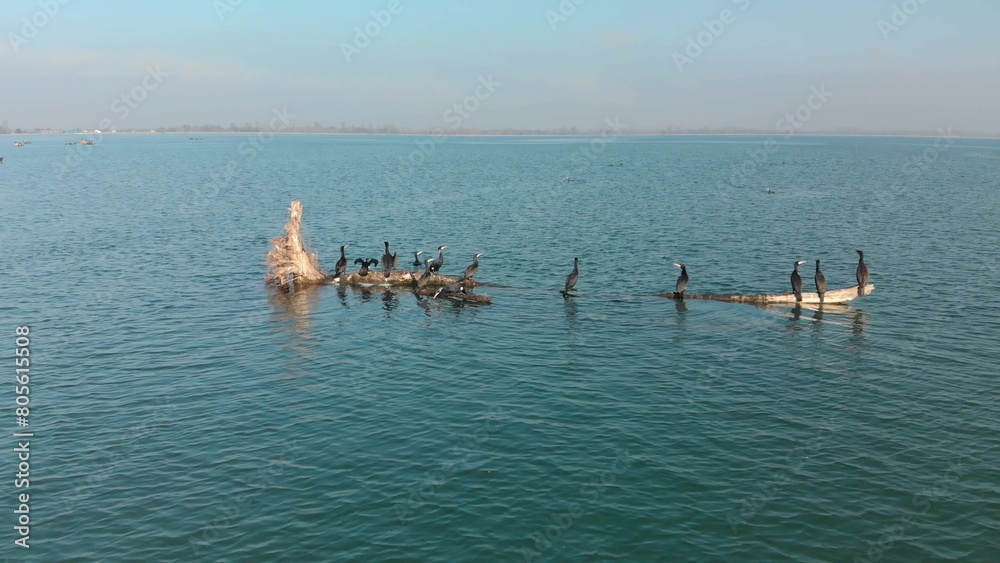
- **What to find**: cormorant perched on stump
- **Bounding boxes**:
[790,260,807,302]
[429,245,446,273]
[855,249,869,295]
[354,258,379,277]
[561,257,579,297]
[462,253,483,280]
[674,263,689,299]
[335,245,349,278]
[815,260,827,303]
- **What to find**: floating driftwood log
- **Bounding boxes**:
[657,284,874,304]
[266,201,491,303]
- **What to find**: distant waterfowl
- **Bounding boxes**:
[674,263,689,298]
[791,260,807,302]
[767,188,776,194]
[462,253,483,280]
[381,241,397,279]
[561,257,579,296]
[412,251,423,267]
[335,245,349,278]
[0,156,4,164]
[354,257,379,277]
[855,249,869,295]
[429,245,446,274]
[815,259,827,303]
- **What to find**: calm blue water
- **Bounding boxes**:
[1,134,998,561]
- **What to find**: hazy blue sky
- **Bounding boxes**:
[2,0,998,132]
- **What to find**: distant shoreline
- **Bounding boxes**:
[5,131,1000,141]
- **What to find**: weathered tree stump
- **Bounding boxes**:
[266,201,328,290]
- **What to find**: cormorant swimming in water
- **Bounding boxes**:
[814,259,827,303]
[790,260,807,302]
[381,241,397,279]
[354,258,379,277]
[429,245,446,274]
[462,253,483,280]
[0,157,4,164]
[412,251,424,267]
[767,188,776,194]
[674,263,689,299]
[561,257,579,296]
[335,245,349,278]
[855,249,869,295]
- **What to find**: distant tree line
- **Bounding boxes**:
[1,118,997,138]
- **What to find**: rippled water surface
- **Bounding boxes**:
[2,134,999,561]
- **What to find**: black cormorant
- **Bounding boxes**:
[414,258,433,290]
[429,245,446,273]
[855,249,869,295]
[335,245,349,278]
[381,241,397,279]
[790,260,806,302]
[462,253,483,280]
[674,263,689,298]
[434,279,468,298]
[354,258,379,277]
[815,259,827,303]
[412,251,423,267]
[561,257,579,296]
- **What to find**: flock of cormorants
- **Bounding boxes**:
[562,249,869,303]
[332,242,483,299]
[327,239,871,304]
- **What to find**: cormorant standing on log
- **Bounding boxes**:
[561,257,579,297]
[414,258,434,291]
[412,251,423,267]
[855,249,869,295]
[354,258,379,277]
[674,263,689,299]
[790,260,807,302]
[381,241,397,279]
[429,245,446,273]
[335,245,349,278]
[815,259,827,303]
[462,253,483,280]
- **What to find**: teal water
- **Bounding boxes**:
[1,134,998,561]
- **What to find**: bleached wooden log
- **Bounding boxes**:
[266,201,328,290]
[659,284,874,304]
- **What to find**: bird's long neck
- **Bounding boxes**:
[340,247,346,259]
